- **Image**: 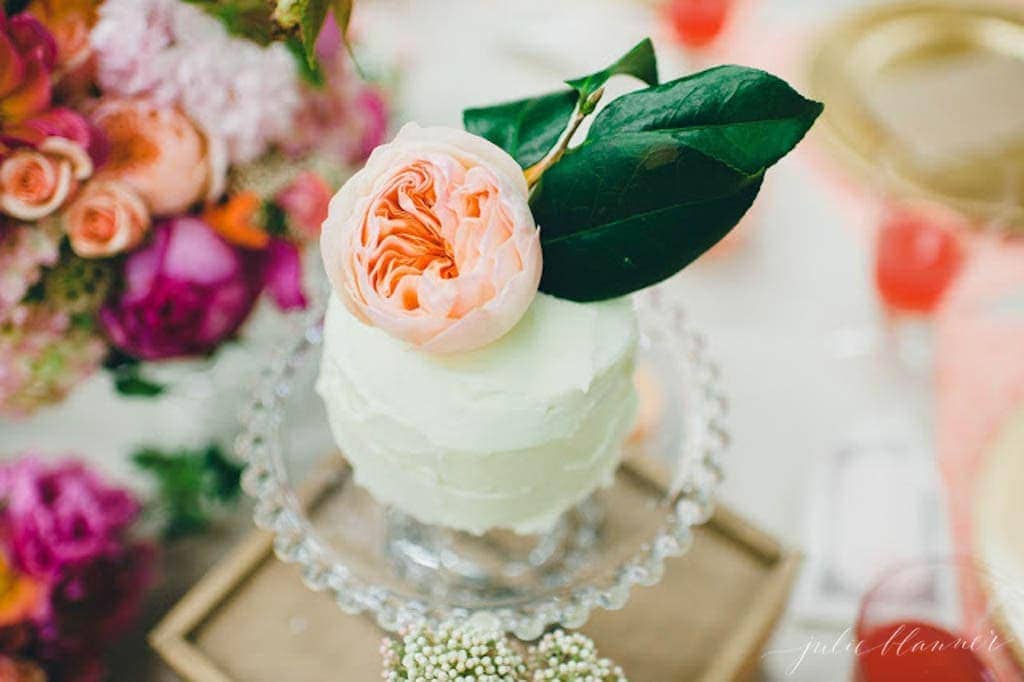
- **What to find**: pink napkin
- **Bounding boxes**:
[937,236,1024,680]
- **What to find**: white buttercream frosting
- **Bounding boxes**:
[316,292,638,534]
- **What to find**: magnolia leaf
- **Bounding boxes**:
[565,37,658,114]
[464,90,579,169]
[463,37,660,169]
[530,65,821,301]
[588,65,823,175]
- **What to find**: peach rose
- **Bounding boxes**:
[65,180,150,258]
[322,123,542,353]
[0,137,92,220]
[91,98,216,216]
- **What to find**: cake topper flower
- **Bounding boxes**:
[324,38,820,352]
[321,124,542,353]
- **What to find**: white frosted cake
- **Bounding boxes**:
[316,291,638,534]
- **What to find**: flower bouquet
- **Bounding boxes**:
[0,455,153,682]
[0,0,386,418]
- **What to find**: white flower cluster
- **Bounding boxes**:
[381,628,627,682]
[528,630,627,682]
[381,627,528,682]
[90,0,302,165]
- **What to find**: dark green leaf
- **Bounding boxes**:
[531,130,763,300]
[529,65,821,301]
[588,65,823,175]
[300,0,330,67]
[110,360,166,398]
[464,90,578,169]
[566,37,658,114]
[462,37,659,169]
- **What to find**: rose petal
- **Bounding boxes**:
[262,238,307,311]
[162,217,240,284]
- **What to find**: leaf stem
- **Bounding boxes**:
[524,87,605,189]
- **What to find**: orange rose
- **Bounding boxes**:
[0,554,44,628]
[0,138,92,220]
[92,98,214,216]
[64,180,150,258]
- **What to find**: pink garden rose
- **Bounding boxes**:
[321,123,541,353]
[63,179,149,258]
[91,98,214,215]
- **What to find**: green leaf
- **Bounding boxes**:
[184,0,277,45]
[105,354,166,398]
[464,90,578,169]
[566,37,658,114]
[285,36,326,86]
[133,445,244,541]
[300,0,330,67]
[588,65,823,175]
[531,132,763,300]
[462,37,660,169]
[529,65,821,301]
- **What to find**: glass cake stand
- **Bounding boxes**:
[236,284,728,639]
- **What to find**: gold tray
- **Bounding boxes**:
[808,1,1024,231]
[150,457,800,682]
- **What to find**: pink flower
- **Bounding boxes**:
[90,98,213,215]
[0,12,56,138]
[98,217,263,359]
[34,542,154,682]
[263,238,307,311]
[0,304,105,418]
[321,124,541,353]
[0,457,140,579]
[275,171,331,238]
[0,138,92,220]
[63,180,149,258]
[0,221,59,320]
[0,307,104,418]
[25,0,98,73]
[283,14,388,164]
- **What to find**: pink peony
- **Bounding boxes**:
[0,457,140,579]
[33,542,154,682]
[98,217,265,359]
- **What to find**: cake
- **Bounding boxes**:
[317,292,638,534]
[313,39,820,535]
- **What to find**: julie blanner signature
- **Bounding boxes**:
[763,624,1012,676]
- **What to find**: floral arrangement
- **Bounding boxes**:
[0,0,386,417]
[320,38,820,353]
[380,626,626,681]
[0,455,152,682]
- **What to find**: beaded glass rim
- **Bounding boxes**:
[235,285,728,639]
